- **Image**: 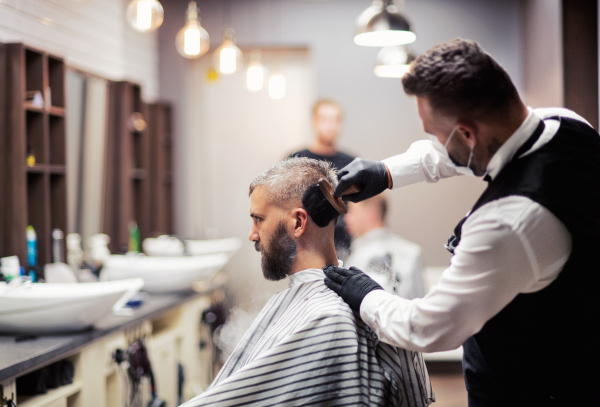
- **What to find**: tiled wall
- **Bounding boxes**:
[0,0,159,99]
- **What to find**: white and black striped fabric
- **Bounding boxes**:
[181,268,434,407]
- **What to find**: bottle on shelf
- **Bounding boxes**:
[51,228,64,263]
[27,146,36,167]
[129,221,140,253]
[27,225,37,267]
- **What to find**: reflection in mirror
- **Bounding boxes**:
[66,70,108,245]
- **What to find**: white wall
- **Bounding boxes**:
[0,0,159,99]
[521,0,563,108]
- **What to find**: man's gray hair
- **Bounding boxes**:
[249,157,338,208]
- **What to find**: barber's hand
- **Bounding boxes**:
[335,158,390,203]
[324,264,383,312]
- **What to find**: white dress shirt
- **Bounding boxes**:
[346,228,425,299]
[360,108,588,353]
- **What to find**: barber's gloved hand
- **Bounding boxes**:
[324,264,383,312]
[335,158,390,203]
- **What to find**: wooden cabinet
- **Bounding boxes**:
[148,103,174,236]
[0,43,67,269]
[103,82,151,253]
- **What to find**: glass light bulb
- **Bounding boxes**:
[354,30,416,46]
[247,63,265,91]
[374,45,414,78]
[220,46,237,74]
[126,0,164,32]
[175,3,210,59]
[214,29,243,74]
[374,64,410,78]
[137,0,152,30]
[184,27,201,55]
[269,74,286,99]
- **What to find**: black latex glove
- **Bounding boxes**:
[335,158,390,203]
[324,264,383,312]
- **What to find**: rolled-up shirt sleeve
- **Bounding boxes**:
[359,196,572,353]
[382,140,466,189]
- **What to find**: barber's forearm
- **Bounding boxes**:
[360,289,473,353]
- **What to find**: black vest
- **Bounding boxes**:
[449,117,600,405]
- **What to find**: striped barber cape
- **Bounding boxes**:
[181,268,435,407]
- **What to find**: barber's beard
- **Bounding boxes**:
[255,222,297,281]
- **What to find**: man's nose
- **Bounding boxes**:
[248,229,258,242]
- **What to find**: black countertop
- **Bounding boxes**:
[0,289,209,382]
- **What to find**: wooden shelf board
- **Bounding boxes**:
[49,106,65,117]
[17,381,82,407]
[23,103,45,113]
[26,164,47,174]
[48,165,66,174]
[131,168,147,180]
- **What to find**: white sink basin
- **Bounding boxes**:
[143,236,242,258]
[102,253,229,293]
[0,278,144,334]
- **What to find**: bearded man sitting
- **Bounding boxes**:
[181,157,434,407]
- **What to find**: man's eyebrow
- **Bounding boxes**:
[250,213,265,219]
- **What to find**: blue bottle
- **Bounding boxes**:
[26,225,37,267]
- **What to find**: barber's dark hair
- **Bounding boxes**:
[402,38,520,121]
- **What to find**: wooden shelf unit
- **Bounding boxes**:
[0,43,67,268]
[148,102,174,236]
[103,81,151,253]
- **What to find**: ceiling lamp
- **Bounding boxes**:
[354,0,416,47]
[126,0,164,32]
[175,1,210,59]
[374,46,415,78]
[214,28,243,74]
[269,71,286,99]
[247,50,267,91]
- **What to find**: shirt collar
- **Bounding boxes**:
[288,260,343,287]
[351,227,390,248]
[485,107,541,181]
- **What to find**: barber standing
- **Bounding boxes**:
[324,38,600,407]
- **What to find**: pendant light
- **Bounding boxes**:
[214,28,243,74]
[175,1,210,59]
[354,0,416,47]
[374,46,415,78]
[247,50,267,91]
[126,0,164,32]
[269,69,286,99]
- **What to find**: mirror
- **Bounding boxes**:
[65,70,108,244]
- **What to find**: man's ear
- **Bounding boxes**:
[292,208,309,238]
[456,121,478,146]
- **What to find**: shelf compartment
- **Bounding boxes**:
[26,173,49,266]
[17,381,82,407]
[25,48,44,95]
[49,115,66,165]
[132,132,143,169]
[48,56,65,108]
[50,173,67,238]
[26,111,46,165]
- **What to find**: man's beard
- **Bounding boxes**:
[255,222,297,281]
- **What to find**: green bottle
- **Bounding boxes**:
[128,221,140,253]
